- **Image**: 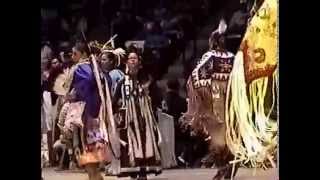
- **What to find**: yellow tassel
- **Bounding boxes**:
[225,0,278,169]
[225,51,278,168]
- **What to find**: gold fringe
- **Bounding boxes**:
[225,51,278,169]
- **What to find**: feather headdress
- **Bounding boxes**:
[218,18,227,35]
[211,18,227,37]
[89,35,126,66]
[209,19,228,49]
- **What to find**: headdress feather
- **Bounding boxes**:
[88,35,125,66]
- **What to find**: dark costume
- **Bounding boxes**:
[110,71,162,178]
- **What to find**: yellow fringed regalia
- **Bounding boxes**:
[225,0,278,170]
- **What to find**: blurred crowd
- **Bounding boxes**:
[41,0,217,81]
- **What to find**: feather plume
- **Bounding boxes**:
[218,19,227,34]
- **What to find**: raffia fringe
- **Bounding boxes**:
[225,51,278,171]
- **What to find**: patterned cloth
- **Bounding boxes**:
[239,0,277,83]
[112,74,162,174]
[190,50,234,89]
[63,101,85,131]
[183,49,235,167]
[225,0,278,169]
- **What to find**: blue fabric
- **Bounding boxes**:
[108,69,124,96]
[103,71,113,91]
[73,63,101,118]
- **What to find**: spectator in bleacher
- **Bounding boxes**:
[83,0,101,32]
[111,11,129,48]
[228,3,249,35]
[227,4,249,53]
[162,79,186,122]
[42,57,64,166]
[41,41,54,74]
